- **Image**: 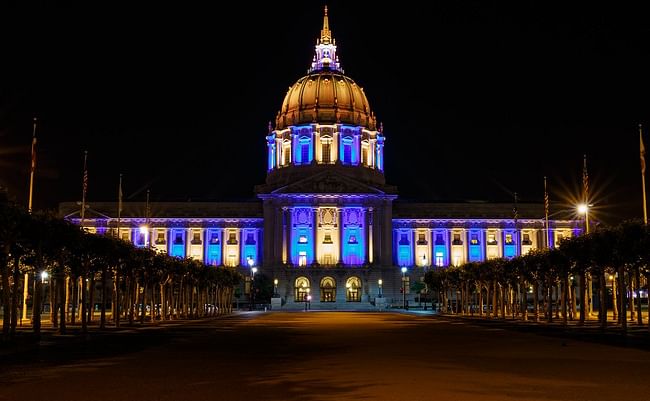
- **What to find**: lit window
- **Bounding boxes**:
[417,233,427,245]
[435,252,444,267]
[348,235,358,244]
[210,233,220,244]
[156,231,166,245]
[298,235,308,243]
[470,234,479,245]
[191,231,202,245]
[505,234,513,245]
[323,233,333,244]
[522,233,531,245]
[301,142,310,164]
[487,234,497,245]
[227,232,238,245]
[298,252,307,266]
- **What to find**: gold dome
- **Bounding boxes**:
[275,71,376,130]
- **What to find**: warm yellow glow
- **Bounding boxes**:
[577,203,588,214]
[608,274,614,281]
[378,279,383,286]
[274,278,278,285]
[139,225,148,234]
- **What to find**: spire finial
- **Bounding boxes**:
[321,5,331,44]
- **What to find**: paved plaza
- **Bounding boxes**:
[1,312,649,401]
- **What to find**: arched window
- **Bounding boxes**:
[320,276,336,302]
[346,276,362,302]
[294,277,311,302]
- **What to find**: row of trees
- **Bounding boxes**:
[0,202,243,341]
[424,221,650,332]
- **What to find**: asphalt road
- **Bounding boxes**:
[1,312,648,401]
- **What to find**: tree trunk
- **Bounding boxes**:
[113,270,120,328]
[100,268,107,330]
[70,275,78,325]
[87,273,95,325]
[50,274,57,327]
[562,275,568,325]
[81,273,88,334]
[618,266,626,332]
[492,280,498,319]
[636,268,643,326]
[579,271,586,324]
[1,252,12,340]
[533,281,539,322]
[521,279,528,321]
[599,270,607,329]
[611,273,618,322]
[10,255,21,338]
[629,270,635,322]
[58,272,66,334]
[32,273,42,339]
[570,282,577,320]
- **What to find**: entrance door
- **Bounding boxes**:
[320,276,336,302]
[346,276,362,302]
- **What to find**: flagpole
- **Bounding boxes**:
[544,176,550,248]
[640,124,647,225]
[117,174,123,238]
[583,154,590,234]
[28,117,37,213]
[80,151,88,227]
[23,117,37,324]
[513,192,518,256]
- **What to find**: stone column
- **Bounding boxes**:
[312,207,318,265]
[286,208,292,265]
[364,208,371,265]
[338,207,344,265]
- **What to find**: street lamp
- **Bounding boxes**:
[577,203,590,234]
[378,279,383,298]
[249,262,257,311]
[273,278,278,297]
[401,267,407,309]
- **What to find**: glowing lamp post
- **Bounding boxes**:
[273,278,278,297]
[248,258,256,311]
[401,267,407,309]
[378,279,383,298]
[577,203,590,234]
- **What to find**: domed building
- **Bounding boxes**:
[61,7,581,310]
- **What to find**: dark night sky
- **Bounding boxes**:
[1,1,649,225]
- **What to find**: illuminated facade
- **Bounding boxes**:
[61,7,580,309]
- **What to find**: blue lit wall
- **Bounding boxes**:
[290,207,314,265]
[267,135,276,171]
[341,207,364,265]
[433,245,447,266]
[468,229,483,262]
[376,136,385,171]
[338,126,359,166]
[170,229,186,258]
[205,229,222,266]
[240,229,259,267]
[503,230,517,258]
[395,229,413,266]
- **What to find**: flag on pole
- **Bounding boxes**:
[513,192,518,225]
[28,117,38,213]
[30,121,37,173]
[118,174,123,214]
[544,177,550,219]
[641,126,646,175]
[80,151,88,222]
[82,153,88,198]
